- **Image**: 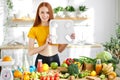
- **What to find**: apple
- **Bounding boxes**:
[61,63,68,67]
[50,62,58,69]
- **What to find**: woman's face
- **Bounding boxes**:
[39,6,50,22]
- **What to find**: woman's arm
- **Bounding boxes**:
[28,38,48,56]
[58,44,68,53]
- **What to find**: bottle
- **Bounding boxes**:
[37,59,43,72]
[22,54,29,72]
[95,59,102,75]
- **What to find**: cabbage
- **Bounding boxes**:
[96,51,112,62]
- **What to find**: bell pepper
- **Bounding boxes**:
[65,58,74,66]
[74,61,81,68]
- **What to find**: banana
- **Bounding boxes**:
[107,63,113,68]
[102,63,108,71]
[106,67,114,75]
[105,63,113,72]
[102,63,114,75]
[104,63,112,72]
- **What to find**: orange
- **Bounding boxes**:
[14,70,23,78]
[108,71,117,78]
[2,56,12,61]
[23,74,29,80]
[24,71,30,75]
[90,71,97,76]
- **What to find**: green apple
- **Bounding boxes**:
[50,62,58,69]
[61,63,68,67]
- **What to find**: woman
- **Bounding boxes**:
[28,2,75,67]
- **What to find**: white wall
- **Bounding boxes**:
[84,0,117,43]
[38,0,118,43]
[0,0,4,46]
[118,0,120,23]
[0,0,118,45]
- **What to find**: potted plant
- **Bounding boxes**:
[3,0,14,45]
[65,5,76,18]
[5,0,13,26]
[53,6,65,18]
[103,24,120,59]
[102,24,120,76]
[77,5,88,18]
[79,5,87,12]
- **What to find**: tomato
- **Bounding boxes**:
[40,76,43,80]
[54,72,59,77]
[46,76,50,80]
[40,76,46,80]
[50,76,54,80]
[54,76,59,80]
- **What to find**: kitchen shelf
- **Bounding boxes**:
[12,18,34,22]
[0,45,28,49]
[67,43,102,48]
[11,17,87,22]
[54,17,88,20]
[0,43,101,49]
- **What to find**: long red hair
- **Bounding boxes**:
[33,2,54,27]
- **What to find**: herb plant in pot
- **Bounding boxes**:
[103,24,120,59]
[53,6,65,18]
[103,24,120,76]
[65,5,76,18]
[77,5,88,18]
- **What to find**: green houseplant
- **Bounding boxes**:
[65,5,76,17]
[53,6,64,14]
[4,0,13,26]
[3,0,14,45]
[53,6,65,18]
[79,5,87,12]
[102,24,120,76]
[65,6,75,12]
[103,24,120,59]
[77,5,88,18]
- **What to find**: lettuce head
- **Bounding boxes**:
[96,51,112,62]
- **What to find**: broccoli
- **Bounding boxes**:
[68,63,79,76]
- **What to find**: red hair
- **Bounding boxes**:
[33,2,54,27]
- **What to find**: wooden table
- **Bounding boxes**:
[59,77,120,80]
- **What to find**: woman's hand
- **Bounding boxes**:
[46,34,52,44]
[58,33,75,53]
[70,33,75,39]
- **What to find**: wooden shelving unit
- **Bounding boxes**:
[54,17,88,20]
[12,18,34,22]
[12,17,87,22]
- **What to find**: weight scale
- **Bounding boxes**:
[0,59,14,80]
[49,19,75,44]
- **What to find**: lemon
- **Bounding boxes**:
[42,63,49,72]
[90,71,97,76]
